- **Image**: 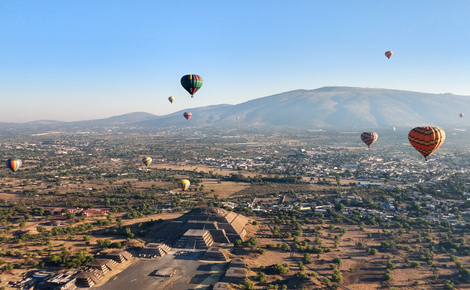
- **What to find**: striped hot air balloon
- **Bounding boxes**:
[408,126,445,161]
[142,157,152,167]
[385,51,393,59]
[181,74,203,98]
[360,132,378,148]
[178,179,190,191]
[183,112,192,120]
[6,159,22,172]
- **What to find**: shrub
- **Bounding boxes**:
[386,260,395,270]
[281,243,290,252]
[296,271,309,280]
[271,264,289,275]
[257,272,266,282]
[245,281,254,290]
[303,253,311,263]
[333,257,342,265]
[367,248,378,255]
[331,270,342,282]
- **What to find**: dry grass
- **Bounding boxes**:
[200,179,249,199]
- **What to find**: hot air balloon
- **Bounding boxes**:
[168,96,175,104]
[360,132,378,148]
[178,179,190,191]
[142,157,152,167]
[408,126,445,161]
[459,113,464,118]
[385,51,393,59]
[183,112,192,120]
[181,74,203,98]
[6,159,22,172]
[392,127,396,132]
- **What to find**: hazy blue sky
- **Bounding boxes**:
[1,1,469,122]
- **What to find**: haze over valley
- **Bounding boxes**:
[3,87,470,133]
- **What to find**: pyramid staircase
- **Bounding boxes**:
[175,230,214,249]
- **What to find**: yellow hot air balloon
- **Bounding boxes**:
[142,157,152,166]
[168,96,175,104]
[178,179,190,191]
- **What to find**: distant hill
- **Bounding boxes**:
[138,87,470,129]
[3,87,470,131]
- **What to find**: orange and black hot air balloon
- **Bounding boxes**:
[385,51,393,59]
[360,132,378,148]
[408,126,445,161]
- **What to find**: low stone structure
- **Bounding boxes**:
[37,271,77,290]
[222,267,246,284]
[200,247,228,261]
[75,269,103,288]
[87,259,117,275]
[230,257,245,268]
[155,267,177,277]
[141,243,171,257]
[212,282,229,289]
[104,250,133,263]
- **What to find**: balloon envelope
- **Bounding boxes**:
[385,51,393,59]
[183,112,192,120]
[142,157,152,166]
[181,74,203,98]
[168,96,175,104]
[460,113,464,118]
[408,126,445,161]
[178,179,190,191]
[360,132,378,148]
[6,159,22,172]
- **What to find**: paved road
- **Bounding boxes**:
[91,251,227,290]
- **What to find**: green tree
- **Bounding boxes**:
[386,260,396,270]
[303,253,311,263]
[245,281,254,290]
[281,243,290,252]
[333,257,342,265]
[332,270,342,282]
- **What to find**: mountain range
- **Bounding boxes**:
[4,87,470,131]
